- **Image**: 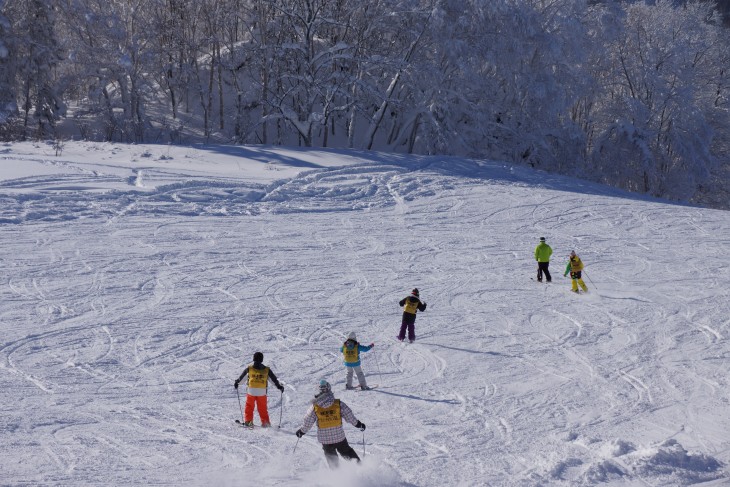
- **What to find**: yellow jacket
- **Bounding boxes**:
[564,256,584,275]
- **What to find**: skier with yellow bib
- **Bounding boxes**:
[233,351,284,427]
[341,332,374,390]
[295,380,366,468]
[397,288,427,342]
[564,250,589,293]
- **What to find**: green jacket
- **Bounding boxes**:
[534,242,552,263]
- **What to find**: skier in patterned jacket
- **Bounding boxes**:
[341,332,374,390]
[295,380,366,469]
[398,288,427,342]
[233,351,284,427]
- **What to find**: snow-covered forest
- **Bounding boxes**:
[1,0,729,208]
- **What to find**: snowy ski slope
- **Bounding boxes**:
[0,141,728,486]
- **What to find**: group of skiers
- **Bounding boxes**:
[534,237,589,293]
[234,244,587,469]
[233,288,427,468]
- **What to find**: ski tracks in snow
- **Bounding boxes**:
[2,147,729,486]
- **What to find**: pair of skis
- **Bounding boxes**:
[234,419,296,435]
[347,384,379,391]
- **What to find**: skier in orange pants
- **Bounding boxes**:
[234,351,284,427]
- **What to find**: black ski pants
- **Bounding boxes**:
[537,262,552,282]
[322,439,360,468]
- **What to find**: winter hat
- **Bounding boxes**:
[347,331,357,341]
[411,288,419,296]
[570,250,576,257]
[540,237,546,242]
[316,379,332,397]
[253,351,264,363]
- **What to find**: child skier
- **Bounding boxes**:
[233,351,284,427]
[295,380,366,469]
[398,288,427,342]
[564,250,589,293]
[341,332,374,390]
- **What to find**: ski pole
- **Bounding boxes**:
[362,431,366,457]
[583,270,597,290]
[373,349,384,384]
[293,436,301,453]
[236,388,245,423]
[278,389,284,428]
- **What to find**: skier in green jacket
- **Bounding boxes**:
[534,237,552,282]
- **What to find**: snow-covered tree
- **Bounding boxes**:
[0,0,18,130]
[11,0,66,138]
[251,0,355,147]
[58,0,158,141]
[397,0,591,165]
[589,0,723,201]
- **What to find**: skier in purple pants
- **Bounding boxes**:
[398,288,427,343]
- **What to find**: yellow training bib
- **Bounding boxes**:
[343,346,359,363]
[403,298,420,314]
[315,400,342,429]
[247,366,269,388]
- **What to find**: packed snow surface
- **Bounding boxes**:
[1,141,728,486]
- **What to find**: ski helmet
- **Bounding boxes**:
[316,379,332,397]
[540,237,546,242]
[347,331,357,341]
[253,351,264,363]
[412,288,419,296]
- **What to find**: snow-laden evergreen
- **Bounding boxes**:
[1,141,728,486]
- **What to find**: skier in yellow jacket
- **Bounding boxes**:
[564,251,588,293]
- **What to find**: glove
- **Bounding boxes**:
[369,343,374,348]
[356,421,366,431]
[234,380,240,389]
[277,384,284,392]
[296,429,304,438]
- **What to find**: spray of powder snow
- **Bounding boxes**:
[189,453,407,487]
